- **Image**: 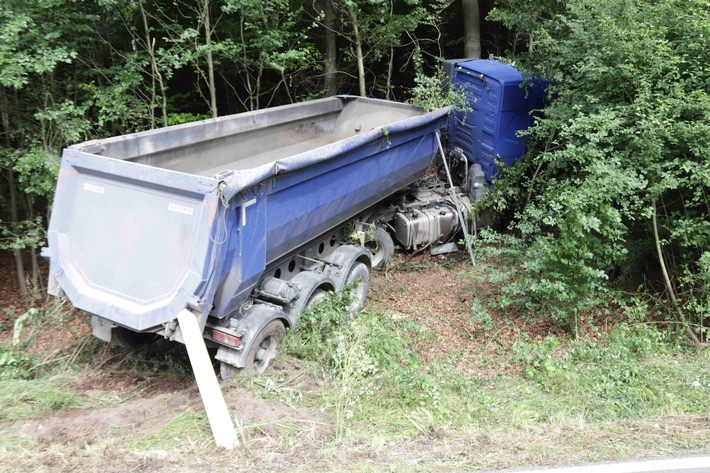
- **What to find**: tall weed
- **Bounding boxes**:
[287,297,452,438]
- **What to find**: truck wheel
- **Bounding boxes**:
[345,262,370,314]
[365,226,394,269]
[287,271,335,323]
[244,319,286,373]
[304,289,327,313]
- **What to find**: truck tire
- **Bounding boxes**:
[366,226,394,269]
[287,272,335,324]
[303,289,327,314]
[292,287,328,320]
[345,262,370,314]
[244,319,286,373]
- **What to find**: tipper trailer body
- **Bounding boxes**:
[44,59,545,375]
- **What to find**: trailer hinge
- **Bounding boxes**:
[187,296,204,312]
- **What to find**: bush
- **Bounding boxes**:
[486,0,710,338]
[0,348,36,380]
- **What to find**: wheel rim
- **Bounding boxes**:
[365,241,384,267]
[345,263,369,314]
[252,335,279,373]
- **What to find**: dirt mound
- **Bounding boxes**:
[17,390,194,447]
[8,365,328,451]
[368,251,558,377]
[224,385,331,442]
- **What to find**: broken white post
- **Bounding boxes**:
[177,309,238,449]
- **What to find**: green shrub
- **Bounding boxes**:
[485,0,710,339]
[0,348,36,380]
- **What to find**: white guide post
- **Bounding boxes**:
[177,309,238,449]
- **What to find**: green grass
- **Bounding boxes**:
[0,376,80,421]
[130,411,212,451]
[0,432,38,453]
[278,299,710,447]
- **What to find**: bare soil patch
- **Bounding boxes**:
[369,251,559,377]
[16,391,194,447]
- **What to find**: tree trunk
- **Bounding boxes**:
[652,200,701,345]
[139,0,156,128]
[324,0,338,96]
[139,0,168,127]
[237,11,255,111]
[348,5,366,97]
[6,169,28,297]
[386,45,394,100]
[462,0,481,59]
[385,1,394,100]
[203,0,218,118]
[0,87,28,297]
[26,195,41,293]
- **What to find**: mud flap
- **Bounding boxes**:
[177,309,238,449]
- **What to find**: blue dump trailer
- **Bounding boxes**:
[44,60,545,378]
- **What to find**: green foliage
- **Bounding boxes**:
[11,300,68,347]
[0,216,45,253]
[130,411,212,450]
[0,348,36,380]
[470,298,494,330]
[0,377,79,420]
[11,147,61,199]
[408,66,472,112]
[167,112,211,126]
[287,298,451,438]
[508,324,705,421]
[487,0,564,55]
[286,292,351,361]
[0,1,81,90]
[513,335,562,380]
[486,0,710,336]
[287,297,709,440]
[218,0,321,110]
[80,59,153,133]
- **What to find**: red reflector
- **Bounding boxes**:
[212,329,240,347]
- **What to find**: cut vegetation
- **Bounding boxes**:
[1,248,708,472]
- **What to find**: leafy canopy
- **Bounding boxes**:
[485,0,710,334]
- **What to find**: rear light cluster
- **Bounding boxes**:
[212,329,241,347]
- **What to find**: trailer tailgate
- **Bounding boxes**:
[46,148,221,331]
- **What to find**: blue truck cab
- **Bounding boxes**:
[444,59,547,183]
